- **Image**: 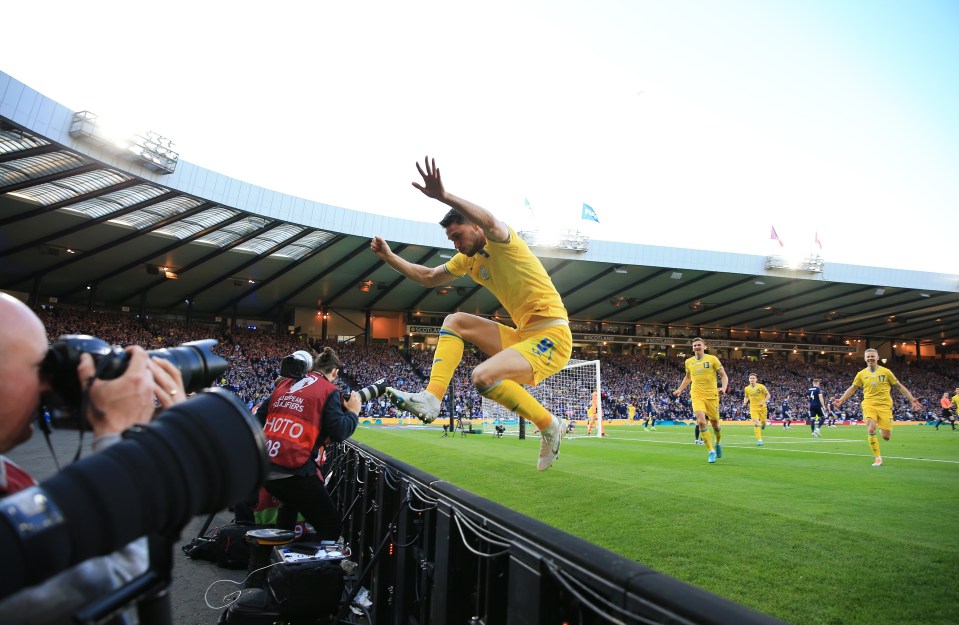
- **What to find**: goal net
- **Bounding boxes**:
[481,359,602,438]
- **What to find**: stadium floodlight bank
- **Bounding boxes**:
[481,359,603,438]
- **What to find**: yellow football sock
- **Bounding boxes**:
[754,426,762,441]
[701,428,714,451]
[425,326,464,401]
[713,427,722,444]
[479,379,552,430]
[868,434,881,457]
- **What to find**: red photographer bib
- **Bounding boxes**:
[262,373,336,471]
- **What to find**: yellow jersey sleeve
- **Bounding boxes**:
[444,253,468,277]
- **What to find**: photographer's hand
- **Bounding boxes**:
[77,347,157,437]
[149,356,186,408]
[343,391,361,414]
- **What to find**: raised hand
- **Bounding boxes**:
[370,236,393,260]
[412,156,445,200]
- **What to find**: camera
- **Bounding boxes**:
[279,350,313,380]
[40,334,228,429]
[357,379,387,403]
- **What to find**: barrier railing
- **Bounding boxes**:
[326,441,786,625]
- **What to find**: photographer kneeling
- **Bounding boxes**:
[257,347,359,540]
[0,294,185,624]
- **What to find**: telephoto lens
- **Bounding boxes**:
[40,335,228,429]
[356,379,387,403]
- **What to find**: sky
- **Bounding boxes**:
[2,0,957,273]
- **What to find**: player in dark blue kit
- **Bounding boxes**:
[824,399,838,427]
[808,378,826,437]
[643,395,657,431]
[781,397,792,430]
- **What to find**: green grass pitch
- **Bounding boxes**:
[352,422,959,625]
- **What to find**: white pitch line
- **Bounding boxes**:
[580,435,959,465]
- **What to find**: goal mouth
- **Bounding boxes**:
[480,359,603,438]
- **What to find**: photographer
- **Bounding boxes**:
[0,293,185,624]
[257,347,359,540]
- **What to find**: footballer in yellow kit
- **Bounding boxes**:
[673,338,728,463]
[371,157,573,472]
[742,374,770,446]
[833,348,921,467]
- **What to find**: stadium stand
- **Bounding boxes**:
[3,69,959,624]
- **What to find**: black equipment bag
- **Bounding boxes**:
[266,543,346,618]
[217,588,283,624]
[182,520,272,569]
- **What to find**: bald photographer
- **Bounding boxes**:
[0,293,186,624]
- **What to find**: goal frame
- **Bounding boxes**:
[480,359,603,439]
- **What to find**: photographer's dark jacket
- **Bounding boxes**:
[0,445,147,625]
[258,373,357,475]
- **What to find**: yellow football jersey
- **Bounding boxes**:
[684,354,723,399]
[744,383,769,406]
[853,366,899,408]
[444,225,567,330]
[951,394,958,410]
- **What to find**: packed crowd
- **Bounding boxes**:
[33,307,959,423]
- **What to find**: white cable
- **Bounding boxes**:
[202,561,285,610]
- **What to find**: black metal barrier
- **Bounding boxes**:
[325,441,787,625]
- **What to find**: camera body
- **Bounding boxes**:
[279,350,314,380]
[40,334,228,430]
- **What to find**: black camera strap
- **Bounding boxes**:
[70,374,98,463]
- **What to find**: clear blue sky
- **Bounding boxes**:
[3,0,956,273]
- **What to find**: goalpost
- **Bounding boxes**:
[481,359,603,438]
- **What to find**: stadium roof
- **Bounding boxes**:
[2,71,957,349]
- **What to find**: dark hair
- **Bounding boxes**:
[315,347,341,373]
[439,209,466,228]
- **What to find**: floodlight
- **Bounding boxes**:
[517,229,589,252]
[69,111,178,174]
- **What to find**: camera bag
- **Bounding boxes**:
[184,520,276,569]
[217,588,283,625]
[214,522,274,569]
[266,543,346,617]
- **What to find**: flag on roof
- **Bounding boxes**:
[582,203,599,223]
[770,225,784,248]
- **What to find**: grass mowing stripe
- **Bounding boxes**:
[352,424,959,625]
